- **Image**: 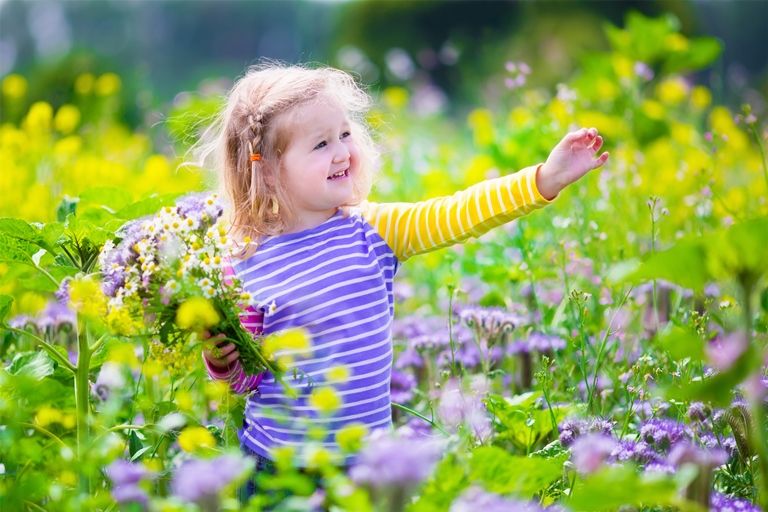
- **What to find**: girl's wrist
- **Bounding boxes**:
[536,163,562,201]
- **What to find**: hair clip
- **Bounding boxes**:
[250,153,262,162]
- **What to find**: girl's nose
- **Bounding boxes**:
[333,141,351,163]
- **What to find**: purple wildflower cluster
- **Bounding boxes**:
[105,459,155,509]
[459,305,528,346]
[451,486,552,512]
[507,332,566,355]
[350,431,445,490]
[558,417,615,447]
[710,492,763,512]
[171,454,252,507]
[9,278,75,333]
[437,377,492,441]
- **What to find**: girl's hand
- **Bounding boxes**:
[537,127,610,200]
[202,332,240,371]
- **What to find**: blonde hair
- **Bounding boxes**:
[191,61,379,256]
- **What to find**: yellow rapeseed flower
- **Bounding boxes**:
[176,390,194,412]
[175,297,220,331]
[327,365,350,382]
[641,100,666,121]
[468,108,494,147]
[23,101,53,134]
[106,306,141,336]
[69,277,107,318]
[142,359,163,379]
[262,328,310,359]
[665,33,689,52]
[272,446,296,471]
[106,342,141,369]
[96,73,122,96]
[54,104,81,134]
[18,291,47,314]
[204,380,230,402]
[53,135,83,158]
[465,154,495,185]
[595,77,620,101]
[306,446,334,470]
[335,422,368,453]
[309,387,341,414]
[611,54,634,80]
[506,106,532,129]
[656,77,688,106]
[177,426,216,453]
[75,73,95,95]
[691,86,712,110]
[382,87,409,111]
[35,406,63,427]
[2,74,27,99]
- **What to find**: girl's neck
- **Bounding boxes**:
[280,208,338,235]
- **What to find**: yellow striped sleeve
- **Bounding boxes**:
[360,164,554,261]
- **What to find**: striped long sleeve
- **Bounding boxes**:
[360,164,553,260]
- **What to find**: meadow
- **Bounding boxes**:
[1,12,767,512]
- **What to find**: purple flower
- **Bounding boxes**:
[9,315,35,329]
[639,419,690,452]
[171,454,252,505]
[706,332,748,371]
[106,460,154,509]
[711,492,762,511]
[390,370,416,403]
[571,433,618,474]
[508,332,566,355]
[394,345,423,369]
[667,441,727,469]
[634,61,654,81]
[610,439,658,465]
[93,363,126,401]
[459,305,527,344]
[36,301,76,329]
[558,418,589,447]
[55,277,71,305]
[687,402,711,422]
[106,460,151,486]
[350,432,445,490]
[451,486,546,512]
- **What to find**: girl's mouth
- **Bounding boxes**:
[327,168,350,180]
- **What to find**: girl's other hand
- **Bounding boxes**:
[537,127,610,200]
[202,332,240,371]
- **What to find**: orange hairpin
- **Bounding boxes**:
[250,153,262,162]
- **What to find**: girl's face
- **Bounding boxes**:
[278,99,360,233]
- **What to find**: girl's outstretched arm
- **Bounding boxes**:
[360,127,608,261]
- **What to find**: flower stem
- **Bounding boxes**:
[391,402,449,436]
[7,327,76,374]
[75,325,92,493]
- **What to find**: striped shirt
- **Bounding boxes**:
[205,164,553,464]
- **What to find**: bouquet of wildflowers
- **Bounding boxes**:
[98,193,274,376]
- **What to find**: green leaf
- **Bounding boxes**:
[6,351,55,380]
[115,193,185,221]
[468,446,565,497]
[569,465,683,511]
[665,344,762,406]
[664,37,722,73]
[410,453,468,512]
[655,324,705,362]
[0,295,13,323]
[627,241,709,292]
[78,187,133,212]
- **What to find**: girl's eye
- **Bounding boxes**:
[314,140,327,150]
[341,131,351,139]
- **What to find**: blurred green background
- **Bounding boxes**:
[1,0,766,127]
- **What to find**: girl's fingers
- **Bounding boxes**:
[593,152,610,167]
[224,350,240,364]
[590,136,603,152]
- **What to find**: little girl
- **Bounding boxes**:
[199,63,608,473]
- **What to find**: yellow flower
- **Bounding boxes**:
[69,277,107,318]
[335,423,368,453]
[464,154,495,185]
[107,343,141,369]
[106,306,141,336]
[23,102,53,134]
[468,108,494,147]
[656,77,688,106]
[506,106,532,129]
[96,73,122,96]
[641,100,665,120]
[18,291,47,314]
[382,87,409,110]
[176,390,194,412]
[691,86,712,110]
[143,359,163,379]
[53,135,83,157]
[2,74,27,99]
[327,365,350,382]
[262,328,310,359]
[664,33,689,52]
[35,406,63,427]
[175,297,220,331]
[306,446,335,470]
[177,426,216,453]
[75,73,95,95]
[272,446,296,471]
[54,104,81,134]
[59,470,77,487]
[595,77,619,101]
[309,386,341,414]
[611,54,634,80]
[204,380,230,402]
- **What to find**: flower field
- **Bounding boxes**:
[1,12,767,512]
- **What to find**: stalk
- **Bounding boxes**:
[740,278,768,508]
[74,324,92,493]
